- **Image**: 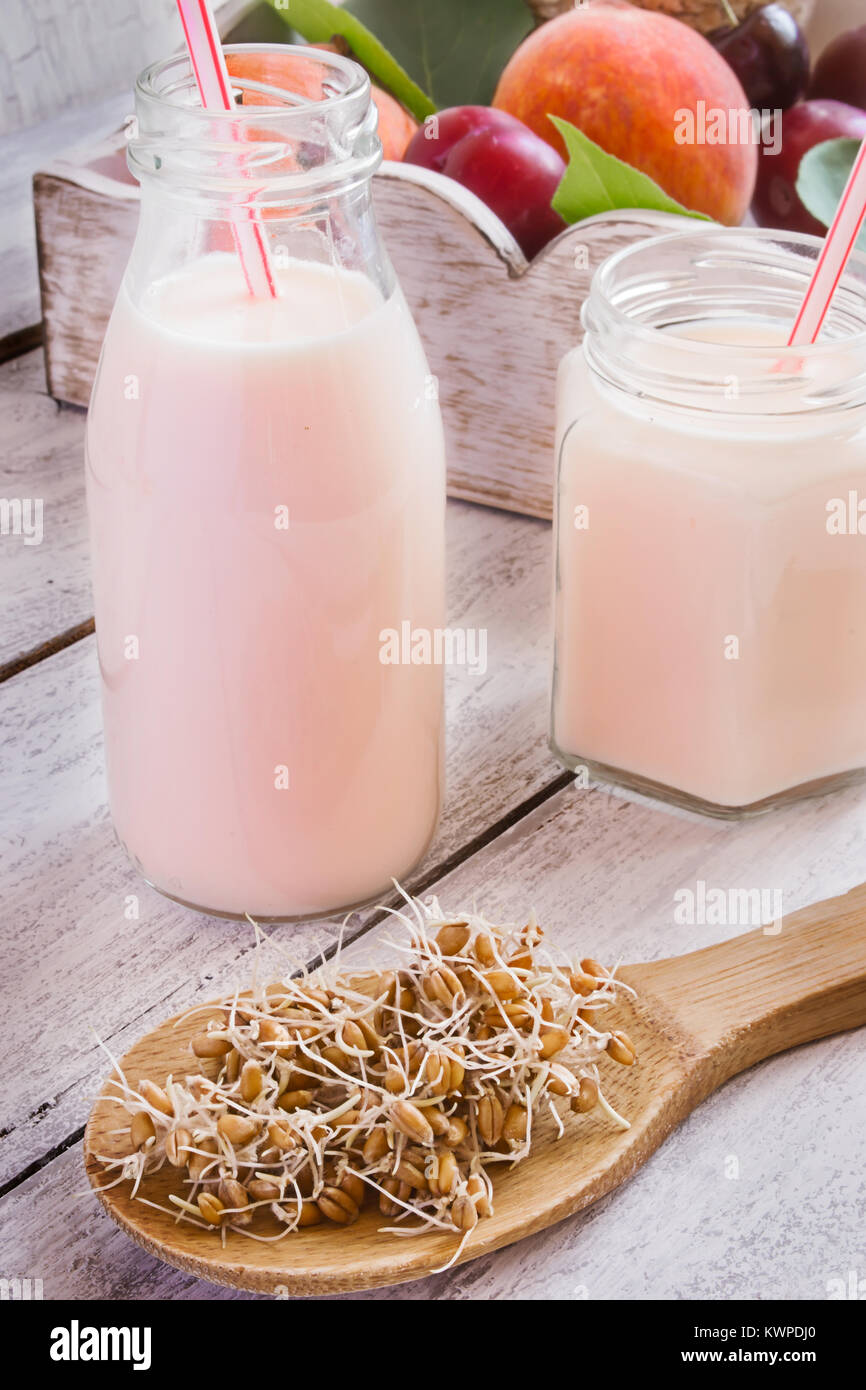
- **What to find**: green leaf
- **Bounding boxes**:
[550,117,713,226]
[344,0,534,110]
[797,138,866,250]
[266,0,436,120]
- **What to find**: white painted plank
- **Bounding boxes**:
[0,354,91,667]
[2,1146,259,1301]
[4,777,865,1298]
[0,497,555,1182]
[0,93,132,343]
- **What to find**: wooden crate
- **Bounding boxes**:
[29,0,864,518]
[33,140,676,520]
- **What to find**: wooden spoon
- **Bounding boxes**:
[84,882,866,1296]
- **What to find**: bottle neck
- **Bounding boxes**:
[125,178,394,310]
[129,44,381,206]
[124,44,391,304]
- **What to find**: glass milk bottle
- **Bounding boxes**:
[86,46,446,918]
[552,227,866,817]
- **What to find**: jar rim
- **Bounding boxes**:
[587,225,866,360]
[582,226,866,419]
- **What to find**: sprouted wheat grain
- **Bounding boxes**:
[93,896,636,1254]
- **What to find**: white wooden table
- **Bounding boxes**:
[1,346,864,1302]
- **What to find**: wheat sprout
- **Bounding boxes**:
[93,896,636,1253]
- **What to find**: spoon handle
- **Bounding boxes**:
[623,881,866,1084]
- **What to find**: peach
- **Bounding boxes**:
[228,49,417,161]
[493,0,757,225]
[371,85,419,161]
[228,49,326,104]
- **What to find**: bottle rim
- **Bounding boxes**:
[128,44,381,202]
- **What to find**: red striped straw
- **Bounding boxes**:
[176,0,277,298]
[788,137,866,346]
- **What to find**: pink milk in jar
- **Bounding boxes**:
[552,229,866,816]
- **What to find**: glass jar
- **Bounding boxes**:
[551,227,866,817]
[86,46,446,918]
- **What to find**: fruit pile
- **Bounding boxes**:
[287,3,866,256]
[703,2,866,236]
[398,3,866,254]
[402,1,761,253]
[403,107,568,261]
